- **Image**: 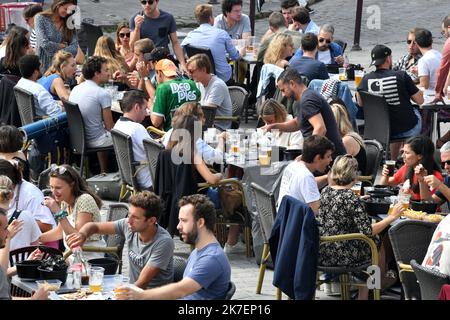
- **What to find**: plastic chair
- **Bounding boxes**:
[110,128,141,202]
[173,255,188,283]
[359,139,383,185]
[142,138,164,190]
[317,233,381,300]
[225,281,236,300]
[13,86,40,126]
[184,44,216,74]
[388,220,437,300]
[250,182,280,298]
[410,259,450,300]
[62,100,113,177]
[104,203,129,274]
[201,105,217,129]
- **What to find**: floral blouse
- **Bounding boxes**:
[317,186,376,267]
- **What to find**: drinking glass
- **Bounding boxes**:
[338,67,347,81]
[89,266,104,293]
[385,160,396,177]
[354,70,364,86]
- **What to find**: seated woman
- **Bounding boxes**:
[39,164,106,260]
[330,98,366,174]
[0,26,31,78]
[318,155,404,299]
[260,98,303,149]
[115,22,133,65]
[379,135,443,201]
[263,33,294,69]
[38,50,77,100]
[162,102,226,165]
[94,35,129,83]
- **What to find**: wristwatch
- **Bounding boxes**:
[144,77,149,81]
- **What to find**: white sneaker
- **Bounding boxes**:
[224,242,246,254]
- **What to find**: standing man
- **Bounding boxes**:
[69,56,113,174]
[433,14,450,103]
[115,194,231,300]
[113,90,154,191]
[129,0,186,72]
[415,28,441,90]
[66,191,174,289]
[214,0,251,40]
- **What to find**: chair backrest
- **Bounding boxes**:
[228,86,249,118]
[184,44,216,74]
[363,139,383,179]
[104,203,129,273]
[201,105,217,128]
[62,99,87,154]
[9,245,62,267]
[111,128,139,190]
[334,39,347,53]
[358,91,391,149]
[13,86,38,126]
[142,138,165,186]
[225,281,236,300]
[388,220,437,300]
[173,255,188,283]
[250,182,276,243]
[77,22,103,56]
[411,259,450,300]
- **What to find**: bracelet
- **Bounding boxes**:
[54,210,68,223]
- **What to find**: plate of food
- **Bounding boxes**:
[423,214,445,223]
[402,209,427,220]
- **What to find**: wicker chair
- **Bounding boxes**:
[411,259,450,300]
[13,86,40,126]
[173,255,188,283]
[215,86,249,129]
[142,138,165,188]
[104,203,129,274]
[201,105,217,129]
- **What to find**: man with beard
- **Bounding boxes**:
[66,191,174,289]
[115,194,231,300]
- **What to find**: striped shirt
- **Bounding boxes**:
[30,29,37,49]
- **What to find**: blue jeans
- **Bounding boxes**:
[391,109,422,139]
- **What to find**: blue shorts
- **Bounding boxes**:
[391,109,422,139]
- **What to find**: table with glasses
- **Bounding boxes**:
[419,93,450,143]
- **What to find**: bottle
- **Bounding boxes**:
[248,132,258,161]
[71,247,83,289]
[343,54,350,69]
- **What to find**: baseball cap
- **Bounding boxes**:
[155,59,177,77]
[144,47,170,62]
[370,44,392,66]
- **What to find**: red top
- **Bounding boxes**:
[393,164,443,200]
[435,37,450,95]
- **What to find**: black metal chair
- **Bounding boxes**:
[142,138,165,187]
[62,100,113,177]
[0,75,21,127]
[201,105,217,129]
[225,281,236,300]
[388,220,438,300]
[361,139,384,185]
[110,128,141,202]
[173,255,188,283]
[184,44,216,74]
[77,21,103,56]
[104,203,129,274]
[411,259,450,300]
[13,86,40,126]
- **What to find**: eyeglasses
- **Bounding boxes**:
[406,39,415,45]
[140,0,154,5]
[442,160,450,168]
[119,32,130,38]
[319,38,331,44]
[49,165,70,177]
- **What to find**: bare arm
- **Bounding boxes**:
[39,223,63,243]
[379,165,397,186]
[134,265,162,289]
[129,15,144,49]
[309,200,320,214]
[170,32,186,72]
[195,156,222,184]
[419,76,430,90]
[262,117,299,133]
[308,113,327,136]
[411,89,424,105]
[151,114,164,129]
[102,108,114,131]
[66,221,116,248]
[52,77,70,101]
[372,203,403,235]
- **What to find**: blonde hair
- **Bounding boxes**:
[330,102,364,147]
[94,36,128,75]
[264,33,293,65]
[260,99,288,123]
[0,175,13,203]
[330,155,359,186]
[44,50,74,80]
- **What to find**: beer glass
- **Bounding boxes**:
[89,266,104,293]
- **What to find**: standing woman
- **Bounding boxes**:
[39,165,106,259]
[38,50,77,100]
[34,0,78,72]
[115,23,134,65]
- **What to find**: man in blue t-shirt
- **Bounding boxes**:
[425,141,450,208]
[129,0,186,71]
[115,194,231,300]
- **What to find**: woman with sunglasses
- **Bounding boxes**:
[379,135,443,201]
[115,23,134,66]
[34,0,78,72]
[318,155,404,299]
[94,36,130,82]
[39,165,106,259]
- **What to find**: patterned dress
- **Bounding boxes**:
[317,186,377,267]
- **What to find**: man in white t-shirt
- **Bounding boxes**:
[415,28,442,90]
[113,90,153,190]
[277,135,335,213]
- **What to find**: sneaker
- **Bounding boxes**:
[224,242,246,254]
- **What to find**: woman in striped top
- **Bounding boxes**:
[23,3,43,50]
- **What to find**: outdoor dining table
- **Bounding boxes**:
[234,53,258,84]
[419,93,450,143]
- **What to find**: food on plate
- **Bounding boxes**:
[423,214,444,223]
[60,290,91,300]
[402,209,427,220]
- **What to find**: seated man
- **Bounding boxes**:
[356,44,424,160]
[289,6,319,35]
[151,59,200,131]
[113,90,153,191]
[277,135,334,213]
[186,54,232,131]
[66,191,174,289]
[289,32,329,82]
[181,4,244,84]
[292,24,344,66]
[115,194,231,300]
[214,0,251,40]
[392,28,422,84]
[69,56,114,173]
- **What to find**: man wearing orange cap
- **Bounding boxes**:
[150,59,200,131]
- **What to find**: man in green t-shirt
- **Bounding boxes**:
[151,59,200,131]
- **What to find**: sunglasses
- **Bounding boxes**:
[319,38,331,44]
[140,0,154,4]
[49,165,70,177]
[442,160,450,168]
[119,32,130,38]
[406,39,415,45]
